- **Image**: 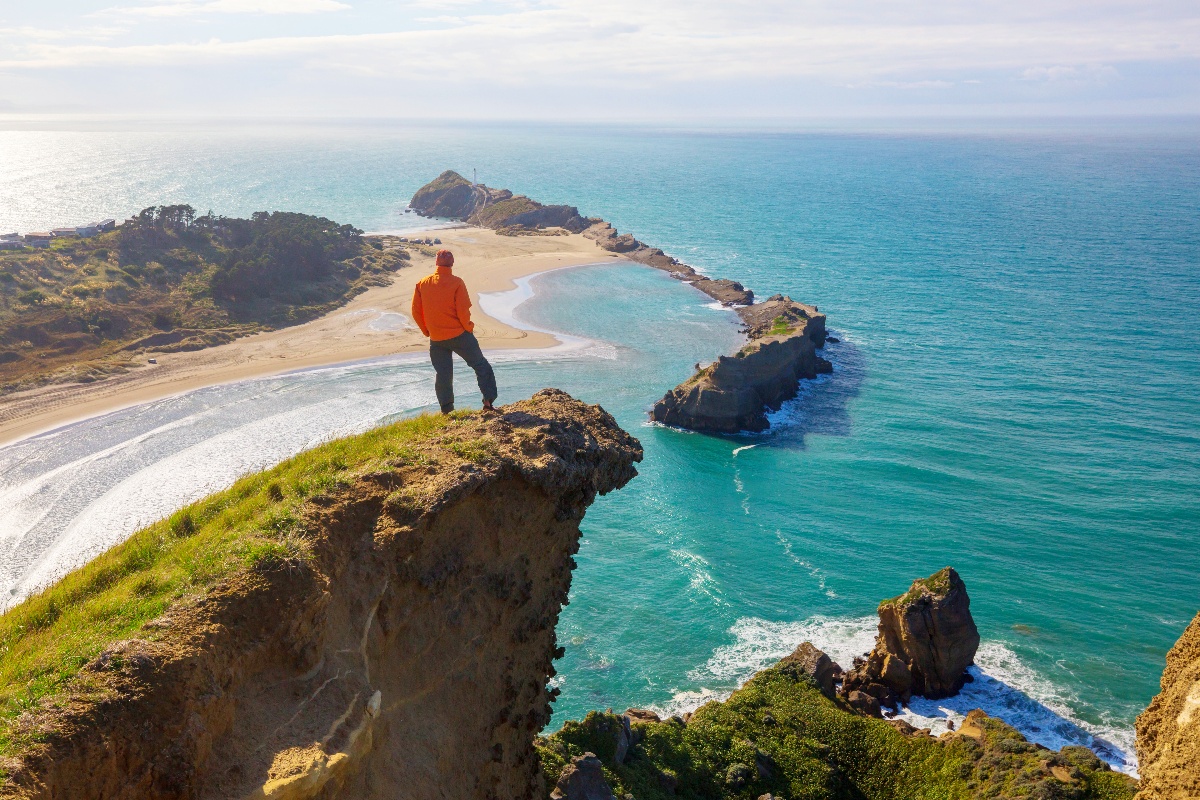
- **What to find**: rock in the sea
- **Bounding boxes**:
[551,752,617,800]
[1136,610,1200,799]
[650,298,830,433]
[689,277,753,306]
[410,171,591,232]
[778,642,842,699]
[843,567,980,705]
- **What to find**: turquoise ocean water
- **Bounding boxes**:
[1,125,1198,772]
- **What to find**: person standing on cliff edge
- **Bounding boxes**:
[411,249,498,413]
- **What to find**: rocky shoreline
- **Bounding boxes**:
[410,170,755,307]
[537,567,1140,800]
[410,171,832,434]
[650,295,832,433]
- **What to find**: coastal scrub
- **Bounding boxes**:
[537,666,1136,800]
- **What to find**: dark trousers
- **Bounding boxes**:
[429,331,497,413]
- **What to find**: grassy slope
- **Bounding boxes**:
[0,215,407,391]
[539,670,1136,800]
[0,412,461,763]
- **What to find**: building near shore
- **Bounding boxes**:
[50,227,77,238]
[24,232,53,247]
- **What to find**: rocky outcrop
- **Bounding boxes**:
[408,174,834,437]
[841,568,980,711]
[650,297,830,433]
[410,172,751,306]
[1136,611,1200,799]
[1,390,641,800]
[537,652,1135,800]
[411,171,592,234]
[778,642,842,699]
[550,753,617,800]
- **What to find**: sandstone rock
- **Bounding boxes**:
[778,641,842,699]
[689,277,753,306]
[846,690,882,717]
[410,171,591,232]
[650,304,831,433]
[1136,610,1200,799]
[2,390,643,800]
[624,708,661,724]
[844,568,979,705]
[551,752,617,800]
[877,567,979,699]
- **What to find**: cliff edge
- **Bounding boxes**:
[0,390,641,800]
[650,295,831,433]
[1136,611,1200,799]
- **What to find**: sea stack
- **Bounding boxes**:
[1136,610,1200,799]
[650,295,831,433]
[841,567,980,712]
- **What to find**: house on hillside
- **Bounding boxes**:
[75,224,100,237]
[24,233,52,248]
[50,227,78,238]
[98,219,116,231]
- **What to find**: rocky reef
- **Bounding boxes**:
[650,296,831,433]
[0,390,641,799]
[1136,610,1200,799]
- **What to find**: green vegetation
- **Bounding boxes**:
[472,196,541,228]
[881,566,955,610]
[0,411,453,761]
[538,668,1136,800]
[767,315,794,337]
[0,205,408,391]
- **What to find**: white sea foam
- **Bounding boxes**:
[668,548,724,606]
[649,615,1137,775]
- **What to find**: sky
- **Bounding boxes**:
[1,0,1199,121]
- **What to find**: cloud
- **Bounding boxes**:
[1,0,1198,116]
[108,0,350,16]
[1022,64,1120,83]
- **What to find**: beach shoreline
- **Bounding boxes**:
[0,226,627,447]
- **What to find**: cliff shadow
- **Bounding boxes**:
[759,333,865,450]
[897,664,1135,773]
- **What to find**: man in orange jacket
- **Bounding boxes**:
[411,249,498,413]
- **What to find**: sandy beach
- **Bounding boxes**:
[0,227,626,447]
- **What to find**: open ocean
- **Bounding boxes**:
[2,123,1199,773]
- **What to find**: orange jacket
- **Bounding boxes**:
[411,266,474,341]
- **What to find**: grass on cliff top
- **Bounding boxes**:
[539,668,1136,800]
[767,315,795,336]
[0,411,469,762]
[880,566,955,610]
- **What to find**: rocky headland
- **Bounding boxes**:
[410,171,754,307]
[650,295,832,433]
[536,567,1138,800]
[1136,611,1200,799]
[411,171,835,435]
[0,390,1191,797]
[0,390,641,799]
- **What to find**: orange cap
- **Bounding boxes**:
[435,249,454,267]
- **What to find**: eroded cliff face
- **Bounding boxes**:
[1136,611,1200,799]
[650,298,831,433]
[2,390,641,800]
